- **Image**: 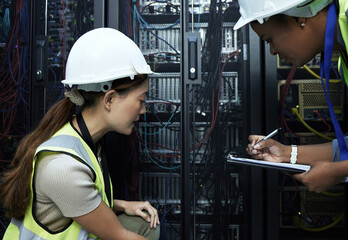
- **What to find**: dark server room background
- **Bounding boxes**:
[0,0,347,239]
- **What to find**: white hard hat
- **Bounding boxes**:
[234,0,333,30]
[62,28,154,92]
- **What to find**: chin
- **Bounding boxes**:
[286,57,307,67]
[115,127,133,136]
[124,127,134,135]
[121,129,132,135]
[291,60,304,68]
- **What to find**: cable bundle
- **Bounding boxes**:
[0,0,29,163]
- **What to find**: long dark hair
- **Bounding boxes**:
[0,75,147,219]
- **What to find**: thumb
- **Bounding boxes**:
[136,209,150,223]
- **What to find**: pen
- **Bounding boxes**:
[250,128,281,150]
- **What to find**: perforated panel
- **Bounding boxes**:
[302,93,342,107]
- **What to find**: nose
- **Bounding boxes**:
[140,103,146,115]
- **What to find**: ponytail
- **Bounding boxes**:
[0,74,147,219]
[0,98,75,219]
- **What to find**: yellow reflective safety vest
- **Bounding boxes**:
[3,122,113,240]
[338,0,348,86]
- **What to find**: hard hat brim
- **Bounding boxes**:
[233,17,250,30]
[233,0,311,30]
[62,69,157,87]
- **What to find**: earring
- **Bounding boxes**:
[300,22,305,28]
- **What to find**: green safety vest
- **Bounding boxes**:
[337,0,348,86]
[3,122,113,240]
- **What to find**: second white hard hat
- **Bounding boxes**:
[62,28,154,92]
[234,0,333,30]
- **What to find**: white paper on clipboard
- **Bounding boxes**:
[226,154,310,173]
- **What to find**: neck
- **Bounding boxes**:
[73,110,107,144]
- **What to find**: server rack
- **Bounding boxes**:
[29,0,107,128]
[119,1,263,239]
[2,0,267,239]
[0,0,31,236]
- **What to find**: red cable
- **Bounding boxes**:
[193,51,240,149]
[135,51,240,157]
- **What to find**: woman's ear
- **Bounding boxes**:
[297,17,306,28]
[103,90,116,111]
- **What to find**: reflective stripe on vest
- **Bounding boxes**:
[39,134,94,171]
[3,122,113,240]
[8,218,94,240]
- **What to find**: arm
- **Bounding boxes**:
[294,142,333,164]
[73,201,147,240]
[37,154,151,239]
[247,135,347,192]
[247,135,333,164]
[293,159,348,192]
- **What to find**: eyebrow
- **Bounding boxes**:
[140,91,148,97]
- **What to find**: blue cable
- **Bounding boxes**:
[134,8,179,54]
[48,47,63,63]
[160,205,178,224]
[133,1,137,44]
[136,110,176,135]
[139,23,157,51]
[143,112,181,170]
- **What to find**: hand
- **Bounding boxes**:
[246,135,289,163]
[293,161,344,193]
[123,201,160,229]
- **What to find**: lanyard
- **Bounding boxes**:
[77,113,96,154]
[320,3,348,160]
[76,113,112,205]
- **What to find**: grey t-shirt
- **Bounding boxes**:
[34,152,101,232]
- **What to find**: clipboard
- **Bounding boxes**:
[226,154,310,173]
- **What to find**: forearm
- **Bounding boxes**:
[282,142,333,164]
[331,160,348,178]
[74,201,147,240]
[113,199,127,214]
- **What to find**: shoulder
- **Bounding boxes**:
[36,153,94,186]
[35,153,102,218]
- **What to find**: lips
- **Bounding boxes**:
[279,55,290,64]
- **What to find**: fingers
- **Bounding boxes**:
[246,142,265,157]
[246,136,267,154]
[246,147,264,159]
[248,135,265,146]
[292,173,322,193]
[292,172,323,193]
[138,201,160,229]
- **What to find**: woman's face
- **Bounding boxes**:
[109,79,149,135]
[250,15,323,67]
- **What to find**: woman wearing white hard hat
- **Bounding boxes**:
[0,28,160,240]
[238,0,348,193]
